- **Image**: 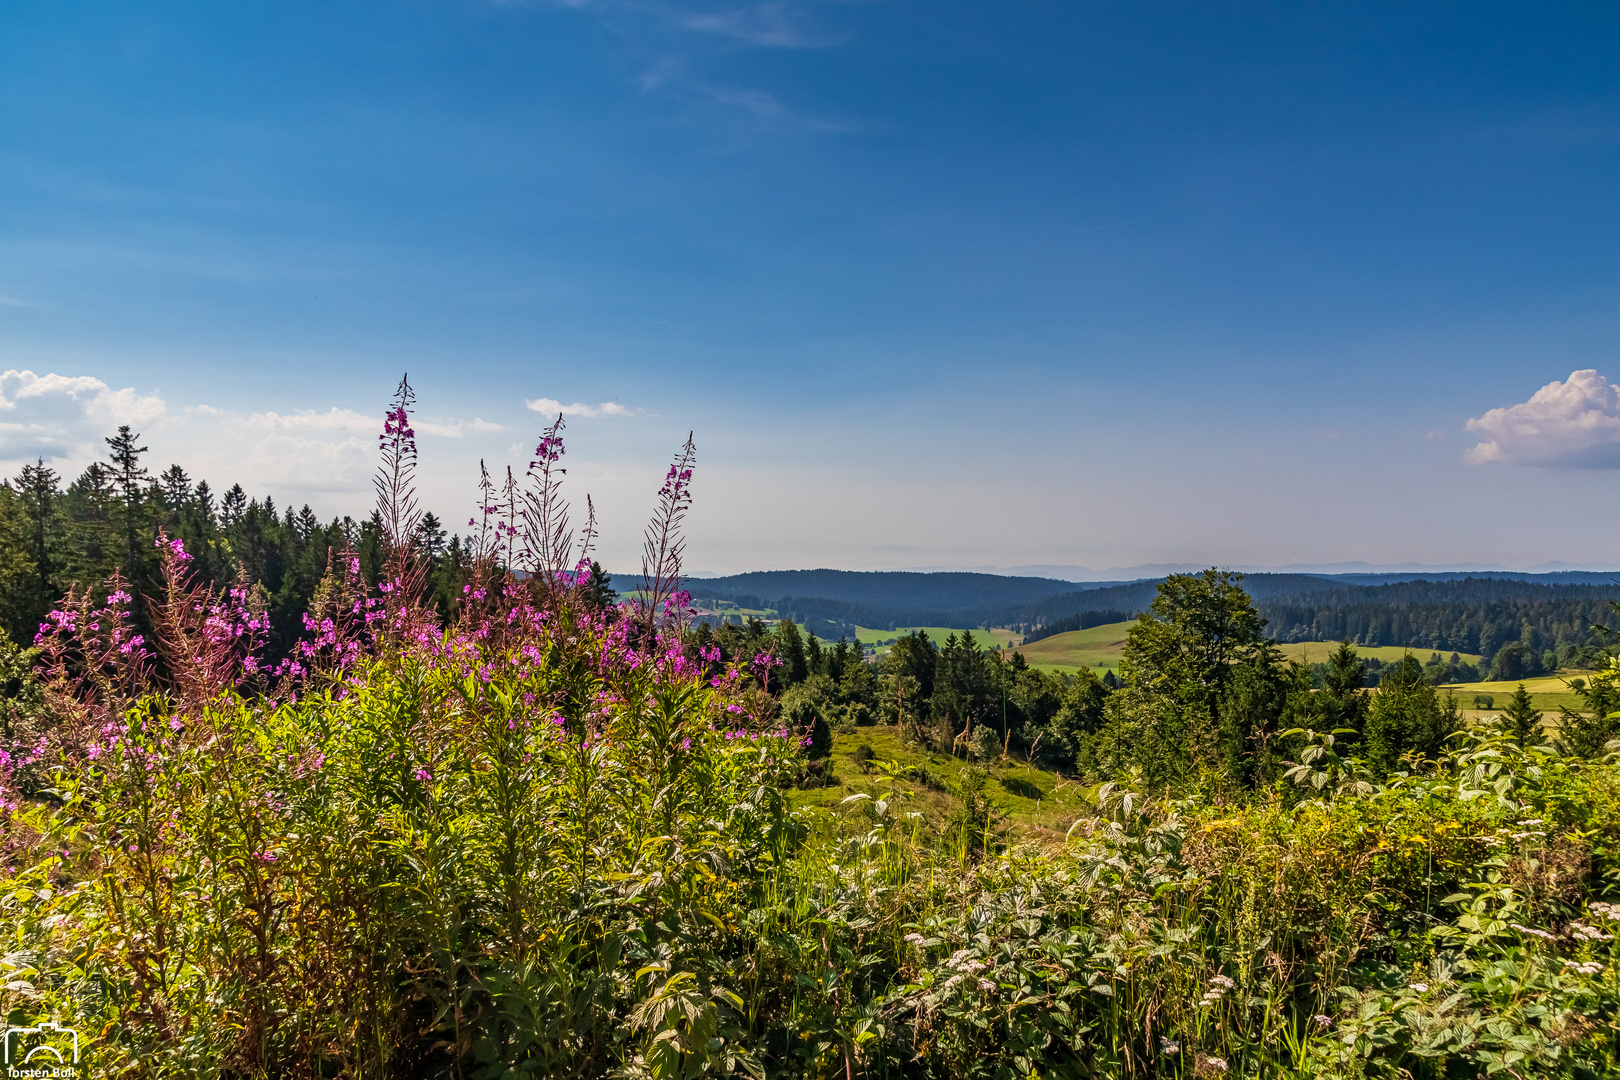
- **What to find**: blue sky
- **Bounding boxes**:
[1,0,1619,574]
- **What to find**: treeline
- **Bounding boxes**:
[1258,586,1616,664]
[0,427,471,659]
[686,614,1108,775]
[1018,576,1620,669]
[1018,607,1130,643]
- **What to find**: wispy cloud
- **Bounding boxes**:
[681,3,842,49]
[0,369,166,459]
[1466,369,1620,468]
[525,0,859,135]
[527,397,633,419]
[0,295,38,308]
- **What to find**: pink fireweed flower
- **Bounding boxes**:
[414,768,432,782]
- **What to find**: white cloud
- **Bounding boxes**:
[244,407,377,432]
[526,397,632,419]
[417,417,504,437]
[236,407,502,439]
[244,433,373,493]
[1466,369,1620,468]
[0,369,166,459]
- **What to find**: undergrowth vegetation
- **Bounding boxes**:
[2,378,1618,1078]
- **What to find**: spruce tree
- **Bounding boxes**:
[104,426,150,583]
[159,464,192,509]
[221,484,247,527]
[15,459,62,618]
[1503,684,1542,746]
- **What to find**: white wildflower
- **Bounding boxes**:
[1202,1056,1229,1072]
[1510,923,1558,943]
[977,977,995,992]
[1571,923,1614,942]
[903,933,926,946]
[1516,818,1545,827]
[1209,974,1236,989]
[1313,1014,1333,1027]
[1409,982,1429,993]
[1159,1037,1180,1055]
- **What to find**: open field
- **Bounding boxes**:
[1439,670,1597,714]
[856,626,1022,652]
[1276,641,1483,665]
[1013,621,1131,673]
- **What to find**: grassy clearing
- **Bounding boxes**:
[1276,641,1483,665]
[787,725,1092,840]
[1012,621,1130,673]
[855,626,1022,652]
[1437,669,1597,714]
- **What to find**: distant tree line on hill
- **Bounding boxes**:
[1021,579,1618,673]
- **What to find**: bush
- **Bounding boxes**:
[968,722,1001,762]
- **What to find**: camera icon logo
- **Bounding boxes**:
[4,1019,80,1068]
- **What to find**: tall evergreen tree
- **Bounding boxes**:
[15,459,62,617]
[159,464,192,509]
[1502,684,1543,747]
[1320,640,1371,735]
[1363,655,1462,777]
[221,484,247,527]
[104,426,151,583]
[61,463,119,591]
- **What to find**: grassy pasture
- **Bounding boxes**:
[856,626,1022,652]
[1276,641,1483,666]
[1437,670,1597,714]
[1012,621,1131,674]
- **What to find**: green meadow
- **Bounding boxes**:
[1276,640,1483,666]
[855,625,1022,652]
[1013,621,1132,673]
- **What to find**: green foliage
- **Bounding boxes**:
[1504,683,1545,746]
[1094,569,1287,790]
[967,722,1000,762]
[1363,655,1464,778]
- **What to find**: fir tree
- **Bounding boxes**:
[104,426,151,582]
[1503,683,1543,746]
[159,464,192,509]
[221,484,247,527]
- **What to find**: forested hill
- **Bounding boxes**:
[688,569,1104,629]
[1019,574,1620,667]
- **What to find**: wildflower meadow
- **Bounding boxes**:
[2,379,1619,1079]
